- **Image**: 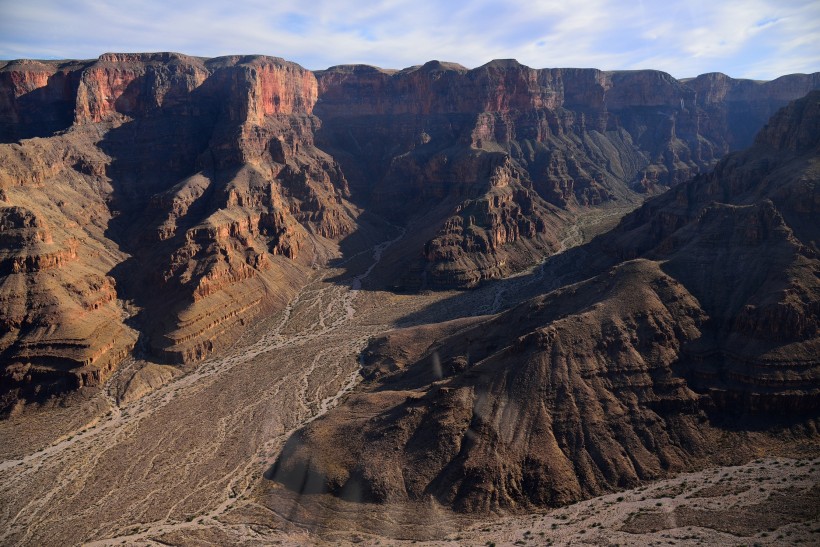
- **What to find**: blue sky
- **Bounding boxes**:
[1,0,817,79]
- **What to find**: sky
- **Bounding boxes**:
[0,0,818,80]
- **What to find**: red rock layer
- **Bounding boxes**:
[0,53,354,409]
[0,59,88,141]
[73,52,210,124]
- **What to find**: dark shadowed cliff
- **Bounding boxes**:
[0,53,817,412]
[268,91,820,513]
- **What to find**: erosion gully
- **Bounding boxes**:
[0,208,629,546]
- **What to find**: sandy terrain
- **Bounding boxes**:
[0,222,477,546]
[1,207,816,546]
[405,456,820,547]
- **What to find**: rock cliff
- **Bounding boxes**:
[314,60,819,286]
[0,53,817,410]
[0,59,89,141]
[0,53,355,410]
[593,89,820,414]
[269,92,820,512]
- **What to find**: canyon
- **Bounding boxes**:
[0,52,818,545]
[271,90,819,515]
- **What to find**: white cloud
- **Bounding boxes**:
[0,0,817,79]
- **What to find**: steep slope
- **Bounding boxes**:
[0,131,137,407]
[0,53,355,410]
[1,54,817,411]
[268,92,820,513]
[595,88,820,413]
[0,59,90,141]
[315,61,820,287]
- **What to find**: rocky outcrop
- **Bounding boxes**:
[271,259,726,510]
[314,60,819,287]
[0,53,355,410]
[591,91,820,414]
[72,52,210,124]
[89,54,353,363]
[419,154,570,287]
[0,133,138,410]
[0,53,817,409]
[0,59,89,141]
[269,92,820,512]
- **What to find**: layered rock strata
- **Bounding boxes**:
[314,60,820,286]
[269,92,820,512]
[0,53,354,409]
[1,53,817,409]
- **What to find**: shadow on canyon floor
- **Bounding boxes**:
[99,91,222,360]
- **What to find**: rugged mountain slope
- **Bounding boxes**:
[0,53,355,410]
[0,131,137,403]
[315,61,820,287]
[269,92,820,512]
[0,53,817,411]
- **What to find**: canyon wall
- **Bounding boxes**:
[0,53,354,410]
[269,91,820,513]
[313,60,820,286]
[0,53,817,410]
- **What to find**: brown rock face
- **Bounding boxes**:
[314,60,819,286]
[0,53,354,409]
[272,260,714,510]
[269,92,820,513]
[73,52,210,124]
[595,90,820,413]
[419,154,570,287]
[96,55,355,366]
[0,131,138,408]
[0,53,817,410]
[0,59,89,141]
